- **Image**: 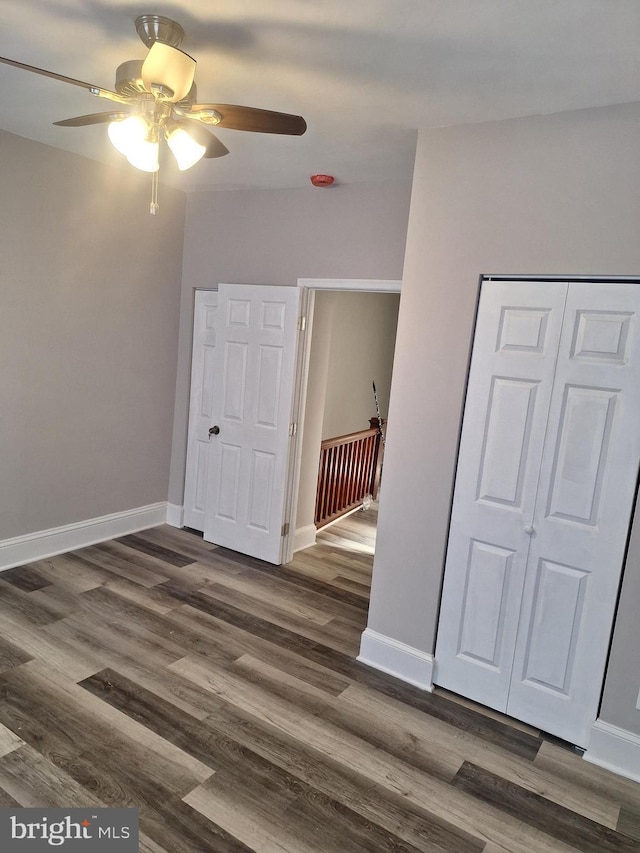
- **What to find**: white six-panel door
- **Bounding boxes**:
[183,290,218,531]
[435,280,640,746]
[204,283,301,565]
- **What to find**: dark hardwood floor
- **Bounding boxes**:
[0,511,639,851]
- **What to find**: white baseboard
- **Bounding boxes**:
[0,502,168,572]
[357,627,434,691]
[166,503,184,528]
[584,719,640,783]
[293,523,317,553]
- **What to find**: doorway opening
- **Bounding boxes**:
[287,278,401,570]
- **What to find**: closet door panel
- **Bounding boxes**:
[434,281,568,710]
[508,284,640,746]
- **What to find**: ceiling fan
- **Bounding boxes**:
[0,14,307,213]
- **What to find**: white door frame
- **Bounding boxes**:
[282,278,402,563]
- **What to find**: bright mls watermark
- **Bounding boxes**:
[0,808,138,851]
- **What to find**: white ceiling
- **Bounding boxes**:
[1,1,640,192]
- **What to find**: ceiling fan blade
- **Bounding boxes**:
[201,130,229,159]
[53,111,130,127]
[141,42,196,103]
[191,103,307,135]
[0,55,128,104]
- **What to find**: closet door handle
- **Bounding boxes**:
[209,425,220,437]
[523,524,535,535]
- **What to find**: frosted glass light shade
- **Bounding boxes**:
[167,126,206,170]
[141,42,196,102]
[108,116,159,172]
[108,115,148,155]
[126,139,159,172]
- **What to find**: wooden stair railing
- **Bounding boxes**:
[314,418,385,529]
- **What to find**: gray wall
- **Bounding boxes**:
[0,129,185,539]
[366,101,640,734]
[320,291,399,440]
[169,181,412,507]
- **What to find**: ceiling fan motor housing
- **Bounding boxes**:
[115,60,146,96]
[135,15,185,49]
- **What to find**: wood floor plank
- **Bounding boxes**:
[138,833,172,853]
[330,574,371,598]
[73,585,256,667]
[134,525,220,562]
[0,788,22,807]
[199,575,337,627]
[156,580,320,655]
[67,544,170,588]
[136,552,250,590]
[0,579,68,626]
[139,795,255,853]
[536,739,640,813]
[1,609,104,682]
[0,512,638,852]
[198,697,490,853]
[0,669,245,853]
[115,533,197,568]
[229,654,462,780]
[0,722,25,759]
[302,643,544,763]
[78,667,245,774]
[79,666,401,853]
[95,576,185,615]
[186,762,427,853]
[0,635,34,674]
[77,654,380,844]
[28,553,115,594]
[435,685,541,736]
[47,611,188,672]
[166,604,353,698]
[0,660,214,791]
[0,743,108,807]
[0,565,52,592]
[453,761,640,851]
[619,807,640,843]
[339,683,621,830]
[195,583,360,654]
[164,575,366,663]
[82,656,230,723]
[213,553,371,613]
[171,653,575,852]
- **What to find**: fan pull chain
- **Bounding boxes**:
[150,169,159,215]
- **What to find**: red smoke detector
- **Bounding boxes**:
[310,174,335,187]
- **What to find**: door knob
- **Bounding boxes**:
[523,524,535,535]
[209,425,220,436]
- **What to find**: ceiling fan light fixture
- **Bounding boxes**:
[166,125,207,170]
[0,14,307,213]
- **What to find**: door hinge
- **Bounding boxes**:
[298,316,306,331]
[281,522,290,537]
[289,422,297,437]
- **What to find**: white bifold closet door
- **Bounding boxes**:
[434,280,640,747]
